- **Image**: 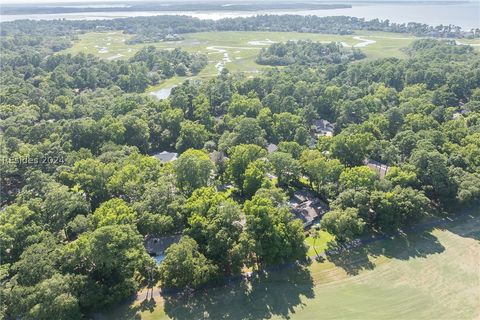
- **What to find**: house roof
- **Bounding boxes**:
[153,151,178,162]
[288,189,328,229]
[313,119,335,131]
[267,143,278,153]
[145,235,181,255]
[365,160,390,179]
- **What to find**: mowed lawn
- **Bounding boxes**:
[102,211,480,320]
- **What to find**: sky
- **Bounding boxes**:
[2,0,130,3]
[3,0,475,4]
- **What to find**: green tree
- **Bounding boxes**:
[339,166,378,190]
[175,120,209,152]
[159,236,218,289]
[268,151,301,186]
[278,141,304,159]
[0,205,41,263]
[186,200,247,275]
[300,150,343,196]
[243,159,271,198]
[385,165,418,188]
[227,93,262,117]
[410,149,454,203]
[244,195,306,267]
[59,159,115,208]
[370,186,430,231]
[273,112,302,142]
[121,115,150,153]
[6,274,83,320]
[227,144,267,189]
[90,198,137,228]
[321,207,365,242]
[331,132,373,167]
[174,149,214,194]
[232,117,267,147]
[62,225,149,310]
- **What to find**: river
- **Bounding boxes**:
[1,1,479,30]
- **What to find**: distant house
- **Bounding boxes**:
[312,119,335,137]
[153,151,178,162]
[366,159,390,179]
[453,108,470,119]
[267,143,278,154]
[288,189,328,229]
[145,235,181,256]
[95,25,112,31]
[216,183,234,192]
[163,34,183,41]
[209,150,227,163]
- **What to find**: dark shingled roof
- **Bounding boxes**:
[145,235,181,255]
[289,189,328,229]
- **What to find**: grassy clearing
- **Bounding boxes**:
[305,230,335,257]
[65,30,455,91]
[66,31,480,91]
[104,211,480,320]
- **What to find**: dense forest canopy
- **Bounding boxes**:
[0,15,480,320]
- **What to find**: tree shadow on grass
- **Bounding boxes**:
[324,242,375,276]
[96,294,159,320]
[367,229,446,261]
[162,264,315,320]
[324,224,447,276]
[96,296,142,320]
[438,210,480,241]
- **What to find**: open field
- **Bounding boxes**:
[65,30,480,91]
[101,210,480,320]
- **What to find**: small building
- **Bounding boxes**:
[288,189,328,229]
[209,150,227,162]
[153,151,178,163]
[312,119,335,137]
[164,34,183,41]
[267,143,278,154]
[95,25,112,31]
[145,235,181,257]
[366,159,390,179]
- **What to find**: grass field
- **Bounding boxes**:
[66,30,480,92]
[102,210,480,320]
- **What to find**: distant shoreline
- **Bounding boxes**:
[1,1,478,31]
[1,3,352,15]
[1,0,474,15]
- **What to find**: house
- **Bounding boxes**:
[209,150,227,163]
[288,189,328,229]
[312,119,335,137]
[163,34,183,41]
[152,151,178,162]
[145,235,181,257]
[95,25,112,31]
[366,159,390,179]
[267,143,278,154]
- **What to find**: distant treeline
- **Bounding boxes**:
[0,15,477,56]
[1,3,351,15]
